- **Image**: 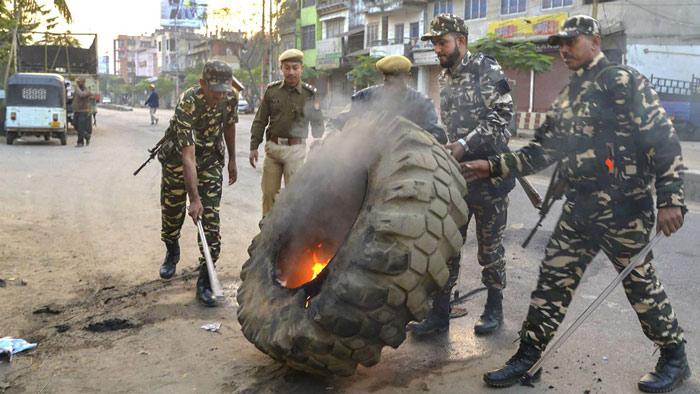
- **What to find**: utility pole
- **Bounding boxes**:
[269,0,273,84]
[174,4,180,100]
[592,0,599,19]
[262,0,266,87]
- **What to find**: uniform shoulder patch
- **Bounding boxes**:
[302,83,317,94]
[267,80,284,89]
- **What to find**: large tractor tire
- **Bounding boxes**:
[237,111,468,376]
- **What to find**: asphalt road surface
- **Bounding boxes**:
[1,107,698,393]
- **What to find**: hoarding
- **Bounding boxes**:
[317,38,343,60]
[161,0,207,29]
[488,13,567,40]
[98,56,109,74]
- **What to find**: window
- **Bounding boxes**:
[410,22,420,39]
[301,25,316,50]
[326,19,343,38]
[158,41,162,52]
[302,0,315,7]
[394,24,404,43]
[466,0,487,20]
[501,0,526,15]
[367,23,378,46]
[169,38,176,51]
[542,0,572,9]
[434,0,453,17]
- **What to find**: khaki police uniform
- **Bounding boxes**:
[250,49,324,215]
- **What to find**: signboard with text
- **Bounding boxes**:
[317,38,343,59]
[317,57,340,70]
[160,0,207,29]
[488,13,567,40]
[412,51,438,66]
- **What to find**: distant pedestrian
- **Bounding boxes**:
[145,84,160,125]
[73,77,93,147]
[91,94,98,127]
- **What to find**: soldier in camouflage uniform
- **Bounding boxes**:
[157,61,238,307]
[328,54,446,143]
[409,14,515,337]
[463,16,690,392]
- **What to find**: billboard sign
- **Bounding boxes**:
[161,0,207,29]
[488,13,567,40]
[317,38,342,59]
[98,55,109,74]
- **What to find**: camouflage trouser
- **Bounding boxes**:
[435,194,508,311]
[464,195,509,290]
[160,159,223,264]
[520,202,684,351]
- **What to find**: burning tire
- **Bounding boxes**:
[237,112,468,376]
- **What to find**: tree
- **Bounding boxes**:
[347,56,382,90]
[472,34,553,74]
[184,72,200,90]
[1,0,73,84]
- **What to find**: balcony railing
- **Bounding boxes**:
[317,0,351,14]
[366,0,427,14]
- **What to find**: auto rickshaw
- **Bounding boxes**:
[5,73,67,145]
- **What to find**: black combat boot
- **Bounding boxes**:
[474,288,503,335]
[196,264,217,307]
[159,241,180,279]
[408,290,450,336]
[483,342,542,388]
[638,342,691,393]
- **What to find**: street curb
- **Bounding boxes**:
[97,104,133,111]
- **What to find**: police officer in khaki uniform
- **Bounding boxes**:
[328,55,446,143]
[249,49,324,216]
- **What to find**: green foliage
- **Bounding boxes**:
[1,0,73,80]
[155,76,175,97]
[184,72,200,90]
[472,34,553,74]
[347,56,382,90]
[301,66,317,81]
[234,66,261,90]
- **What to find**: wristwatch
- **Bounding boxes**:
[458,138,468,149]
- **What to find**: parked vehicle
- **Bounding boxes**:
[101,96,112,104]
[5,73,67,145]
[238,98,252,114]
[651,74,700,141]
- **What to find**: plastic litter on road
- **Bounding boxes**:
[200,323,221,332]
[0,337,37,362]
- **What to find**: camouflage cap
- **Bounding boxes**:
[202,60,233,93]
[421,13,468,42]
[376,55,411,75]
[547,15,602,46]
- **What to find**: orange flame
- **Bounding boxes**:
[310,243,330,281]
[605,158,613,173]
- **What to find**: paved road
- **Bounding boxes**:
[0,107,697,393]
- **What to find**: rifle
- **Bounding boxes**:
[133,135,167,176]
[491,143,544,209]
[521,162,566,248]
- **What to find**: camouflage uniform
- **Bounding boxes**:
[439,50,515,291]
[488,51,686,351]
[329,85,447,143]
[158,86,238,264]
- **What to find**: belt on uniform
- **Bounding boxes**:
[268,136,304,145]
